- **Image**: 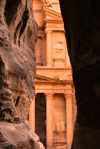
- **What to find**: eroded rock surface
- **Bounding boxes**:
[0,0,38,120]
[59,0,100,149]
[0,0,44,148]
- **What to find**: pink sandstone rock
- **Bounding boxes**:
[0,0,44,148]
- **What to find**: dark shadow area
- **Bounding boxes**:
[5,0,21,26]
[35,93,46,148]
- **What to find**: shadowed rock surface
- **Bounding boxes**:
[59,0,100,149]
[0,0,44,148]
[0,0,38,120]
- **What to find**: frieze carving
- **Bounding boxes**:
[54,41,64,58]
[55,121,66,133]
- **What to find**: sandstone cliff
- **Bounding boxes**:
[59,0,100,149]
[0,0,44,148]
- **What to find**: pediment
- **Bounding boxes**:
[42,5,63,21]
[35,73,73,84]
[35,74,59,83]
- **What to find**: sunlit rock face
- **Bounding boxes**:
[0,0,44,148]
[59,0,100,149]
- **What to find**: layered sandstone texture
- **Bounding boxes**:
[59,0,100,149]
[0,0,44,148]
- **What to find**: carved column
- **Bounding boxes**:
[29,94,36,132]
[65,94,73,149]
[45,29,52,66]
[45,93,53,149]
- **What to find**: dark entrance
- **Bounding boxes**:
[35,93,46,147]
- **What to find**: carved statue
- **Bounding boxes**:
[56,121,66,133]
[35,38,43,64]
[54,41,63,57]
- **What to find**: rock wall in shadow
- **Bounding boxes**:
[0,0,44,148]
[0,0,37,120]
[59,0,100,149]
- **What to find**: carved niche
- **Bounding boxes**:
[53,41,64,67]
[53,95,67,148]
[55,121,66,133]
[54,41,64,58]
[53,121,67,147]
[35,37,43,66]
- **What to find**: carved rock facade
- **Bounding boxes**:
[0,0,44,148]
[30,1,77,149]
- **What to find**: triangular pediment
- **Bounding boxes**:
[35,74,59,83]
[35,73,73,84]
[42,5,63,21]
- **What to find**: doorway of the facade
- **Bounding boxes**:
[35,93,46,147]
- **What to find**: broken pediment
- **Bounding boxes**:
[42,5,62,20]
[42,3,64,30]
[35,74,60,83]
[35,73,73,84]
[62,72,73,80]
[41,0,61,12]
[41,0,52,7]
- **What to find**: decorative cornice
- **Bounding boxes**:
[35,74,73,85]
[36,66,72,70]
[35,74,73,84]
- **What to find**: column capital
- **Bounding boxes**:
[45,29,52,34]
[45,93,53,100]
[65,94,73,100]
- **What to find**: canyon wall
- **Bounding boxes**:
[59,0,100,149]
[0,0,44,148]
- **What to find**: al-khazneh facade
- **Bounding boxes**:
[29,0,77,149]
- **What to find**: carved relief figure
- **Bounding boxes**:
[54,41,63,58]
[55,121,66,133]
[36,47,42,60]
[35,38,43,65]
